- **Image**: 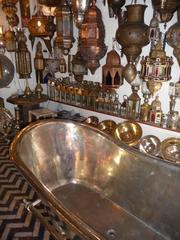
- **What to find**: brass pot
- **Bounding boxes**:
[116,4,149,63]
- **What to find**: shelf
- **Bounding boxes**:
[48,99,180,134]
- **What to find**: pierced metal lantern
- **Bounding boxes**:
[140,40,173,96]
[79,0,107,74]
[54,0,74,55]
[15,30,32,79]
[102,47,123,88]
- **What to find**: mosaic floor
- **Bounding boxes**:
[0,142,54,240]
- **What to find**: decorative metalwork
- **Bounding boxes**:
[149,95,162,125]
[79,0,107,74]
[54,0,74,55]
[15,30,32,79]
[116,4,149,84]
[102,42,123,88]
[72,0,90,28]
[4,29,16,52]
[140,40,173,96]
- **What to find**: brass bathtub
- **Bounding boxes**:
[10,119,180,240]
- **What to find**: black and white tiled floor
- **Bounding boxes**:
[0,142,54,240]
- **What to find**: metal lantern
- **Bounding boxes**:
[72,0,90,28]
[79,0,107,74]
[4,29,16,52]
[34,42,45,98]
[127,85,141,120]
[54,0,74,55]
[28,10,56,53]
[102,47,123,88]
[72,49,88,82]
[140,40,173,96]
[15,30,32,79]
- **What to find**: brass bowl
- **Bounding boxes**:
[98,120,117,135]
[160,138,180,163]
[113,121,142,146]
[84,116,99,127]
[138,135,161,156]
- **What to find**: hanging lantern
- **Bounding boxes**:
[102,45,123,88]
[34,42,45,98]
[72,49,88,82]
[140,39,173,96]
[72,0,90,28]
[166,8,180,66]
[149,10,160,50]
[28,10,56,53]
[4,29,16,52]
[116,4,149,84]
[107,0,125,18]
[151,0,180,23]
[2,0,19,27]
[79,0,107,74]
[15,30,32,79]
[19,0,31,27]
[54,0,74,55]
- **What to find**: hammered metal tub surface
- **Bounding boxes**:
[10,119,180,240]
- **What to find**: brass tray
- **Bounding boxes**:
[113,121,142,146]
[160,138,180,163]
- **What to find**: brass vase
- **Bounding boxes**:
[116,4,149,83]
[166,8,180,66]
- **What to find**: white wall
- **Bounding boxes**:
[0,0,179,140]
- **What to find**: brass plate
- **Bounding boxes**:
[98,119,117,135]
[139,135,161,156]
[160,138,180,163]
[113,121,142,146]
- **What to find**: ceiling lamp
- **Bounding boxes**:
[79,0,107,74]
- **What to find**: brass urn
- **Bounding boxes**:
[166,8,180,66]
[116,4,149,83]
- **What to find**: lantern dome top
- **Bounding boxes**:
[106,49,121,66]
